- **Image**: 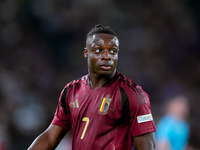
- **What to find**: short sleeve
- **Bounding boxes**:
[51,87,71,131]
[129,86,156,137]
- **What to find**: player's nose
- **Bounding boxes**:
[102,49,111,60]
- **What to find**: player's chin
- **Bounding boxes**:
[98,69,115,77]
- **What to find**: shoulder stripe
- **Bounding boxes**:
[137,86,147,104]
[135,87,145,104]
[61,87,69,116]
[61,83,79,116]
[119,86,131,123]
[131,87,142,105]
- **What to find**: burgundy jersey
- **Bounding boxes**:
[52,72,156,150]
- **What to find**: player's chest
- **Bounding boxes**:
[68,86,122,124]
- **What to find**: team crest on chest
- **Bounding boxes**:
[98,94,112,114]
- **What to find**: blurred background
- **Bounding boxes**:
[0,0,200,149]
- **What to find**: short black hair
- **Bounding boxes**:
[86,24,118,45]
[87,24,117,37]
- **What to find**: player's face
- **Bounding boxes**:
[84,33,119,77]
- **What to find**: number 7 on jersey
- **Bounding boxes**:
[81,117,89,139]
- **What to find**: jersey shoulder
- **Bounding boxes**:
[117,73,137,88]
[118,73,148,94]
[117,73,149,105]
[58,75,88,109]
[64,74,88,90]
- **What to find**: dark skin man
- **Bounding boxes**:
[28,25,156,150]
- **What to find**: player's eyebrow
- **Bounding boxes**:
[109,42,118,46]
[91,39,104,47]
[109,37,119,47]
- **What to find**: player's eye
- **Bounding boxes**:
[110,48,117,54]
[94,48,101,53]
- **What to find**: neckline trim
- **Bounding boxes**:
[87,72,119,88]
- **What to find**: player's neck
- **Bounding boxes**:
[88,71,116,90]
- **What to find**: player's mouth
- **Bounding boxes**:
[100,65,112,71]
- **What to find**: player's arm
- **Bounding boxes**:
[27,124,67,150]
[134,132,156,150]
[156,140,170,150]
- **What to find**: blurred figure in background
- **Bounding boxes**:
[156,95,190,150]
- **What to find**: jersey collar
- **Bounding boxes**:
[86,71,119,87]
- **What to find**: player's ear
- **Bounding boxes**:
[84,47,88,58]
